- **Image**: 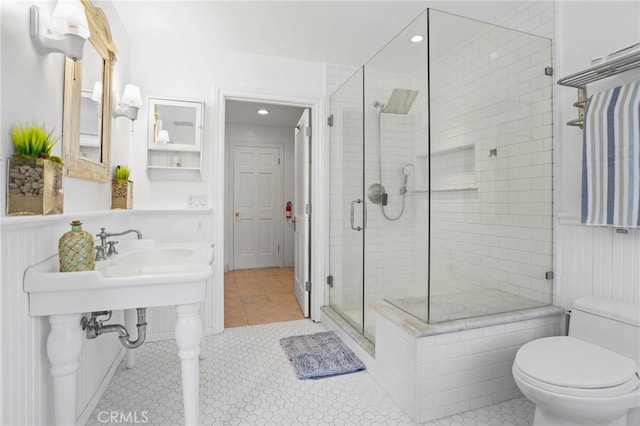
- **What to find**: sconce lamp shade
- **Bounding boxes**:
[157,130,170,144]
[91,81,103,103]
[121,85,142,108]
[50,0,90,39]
[113,84,142,127]
[29,0,89,61]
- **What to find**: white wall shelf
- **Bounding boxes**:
[148,144,201,153]
[146,97,204,179]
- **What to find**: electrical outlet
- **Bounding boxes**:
[187,194,207,208]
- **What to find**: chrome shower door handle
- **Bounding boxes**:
[350,199,363,231]
[363,200,367,229]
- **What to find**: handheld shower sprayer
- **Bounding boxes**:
[400,163,414,194]
[374,88,420,221]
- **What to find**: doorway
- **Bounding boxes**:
[224,99,311,327]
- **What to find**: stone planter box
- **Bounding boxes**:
[111,181,133,209]
[7,156,63,215]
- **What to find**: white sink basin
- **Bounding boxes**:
[24,240,214,316]
[118,247,195,264]
[25,239,214,426]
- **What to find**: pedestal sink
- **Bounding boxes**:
[24,240,214,426]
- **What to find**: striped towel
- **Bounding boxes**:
[581,80,640,227]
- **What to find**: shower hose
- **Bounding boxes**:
[377,110,407,221]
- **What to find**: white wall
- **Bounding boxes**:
[0,1,136,424]
[127,34,326,333]
[554,1,640,309]
[224,123,297,270]
[0,1,133,214]
[127,45,325,211]
[2,5,326,421]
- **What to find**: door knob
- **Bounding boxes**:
[235,212,240,217]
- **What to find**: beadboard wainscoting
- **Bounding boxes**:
[0,209,214,426]
[555,215,640,310]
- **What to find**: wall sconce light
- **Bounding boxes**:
[157,130,170,144]
[113,85,142,121]
[30,0,90,61]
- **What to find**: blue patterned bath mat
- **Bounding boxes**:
[279,331,366,379]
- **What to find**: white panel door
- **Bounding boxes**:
[233,145,282,269]
[294,110,311,317]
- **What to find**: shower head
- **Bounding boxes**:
[402,163,415,176]
[400,163,414,194]
[381,89,419,114]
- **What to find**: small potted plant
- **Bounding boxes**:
[7,122,63,215]
[111,165,133,209]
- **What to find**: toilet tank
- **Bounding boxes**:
[569,296,640,365]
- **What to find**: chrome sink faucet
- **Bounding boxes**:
[95,228,143,261]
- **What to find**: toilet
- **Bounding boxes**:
[513,297,640,426]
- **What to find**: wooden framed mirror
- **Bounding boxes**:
[62,0,117,182]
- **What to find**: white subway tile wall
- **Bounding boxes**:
[374,312,563,423]
[326,1,554,339]
[428,9,553,307]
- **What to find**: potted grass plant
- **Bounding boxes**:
[111,165,133,209]
[7,122,63,215]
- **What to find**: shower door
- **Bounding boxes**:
[328,10,430,343]
[328,68,366,336]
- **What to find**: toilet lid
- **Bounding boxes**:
[514,336,638,389]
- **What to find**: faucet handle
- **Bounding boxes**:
[106,241,119,256]
[95,246,106,261]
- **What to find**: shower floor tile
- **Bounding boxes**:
[86,320,534,425]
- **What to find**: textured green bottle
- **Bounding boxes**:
[59,220,95,272]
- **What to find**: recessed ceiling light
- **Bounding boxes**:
[410,35,424,43]
[257,109,270,115]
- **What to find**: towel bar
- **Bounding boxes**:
[558,48,640,128]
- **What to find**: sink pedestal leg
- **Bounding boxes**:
[175,303,202,426]
[47,314,83,426]
[199,301,206,360]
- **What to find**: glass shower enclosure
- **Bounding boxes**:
[328,9,553,342]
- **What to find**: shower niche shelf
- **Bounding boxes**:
[414,143,478,192]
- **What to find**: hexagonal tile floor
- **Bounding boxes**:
[87,319,534,425]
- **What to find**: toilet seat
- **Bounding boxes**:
[514,336,640,398]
